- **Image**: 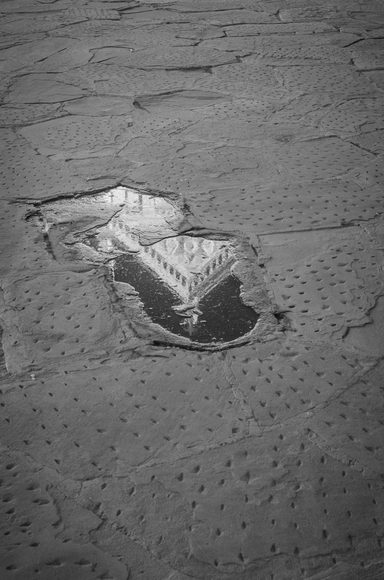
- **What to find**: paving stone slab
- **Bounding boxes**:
[32,44,94,73]
[4,73,89,104]
[263,137,375,184]
[345,156,384,189]
[278,7,345,22]
[0,352,249,478]
[0,33,46,50]
[128,145,278,194]
[350,129,384,155]
[77,427,384,579]
[317,97,384,135]
[278,65,379,96]
[92,46,237,69]
[0,0,71,12]
[0,17,66,35]
[63,95,135,117]
[228,339,363,427]
[63,7,121,20]
[187,179,384,236]
[68,63,207,96]
[0,269,127,373]
[225,21,335,36]
[261,228,384,340]
[364,70,384,91]
[171,0,268,11]
[64,156,132,188]
[187,9,278,25]
[49,18,130,39]
[0,129,93,200]
[0,450,129,580]
[0,104,62,127]
[0,37,74,71]
[304,361,384,475]
[18,115,132,160]
[248,44,352,65]
[350,39,384,70]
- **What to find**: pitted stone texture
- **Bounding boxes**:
[128,146,277,194]
[188,9,278,25]
[0,450,129,580]
[0,37,74,71]
[305,361,384,475]
[228,340,362,427]
[0,270,127,373]
[224,22,335,36]
[78,429,384,579]
[214,62,282,92]
[187,180,383,235]
[364,70,384,91]
[0,104,62,127]
[18,115,132,159]
[317,97,384,136]
[49,19,128,39]
[349,39,384,70]
[172,0,269,11]
[63,96,135,117]
[262,228,384,340]
[31,43,94,73]
[68,64,206,96]
[279,65,378,97]
[0,17,63,35]
[346,156,384,190]
[0,352,249,478]
[0,130,92,200]
[264,137,374,183]
[250,44,352,65]
[63,7,121,20]
[4,74,89,104]
[91,46,237,69]
[133,90,231,112]
[279,6,344,22]
[350,130,384,155]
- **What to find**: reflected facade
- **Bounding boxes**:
[90,187,258,343]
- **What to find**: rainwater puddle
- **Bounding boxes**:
[36,186,262,346]
[87,187,259,345]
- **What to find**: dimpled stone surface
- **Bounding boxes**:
[1,1,384,579]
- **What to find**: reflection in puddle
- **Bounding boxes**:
[90,187,259,343]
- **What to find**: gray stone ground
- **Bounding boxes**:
[1,0,384,579]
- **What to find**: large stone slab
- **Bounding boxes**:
[0,129,93,200]
[304,361,384,474]
[4,74,89,104]
[18,115,132,159]
[77,427,384,579]
[0,449,129,580]
[0,352,250,477]
[0,269,127,373]
[261,227,384,339]
[278,64,379,96]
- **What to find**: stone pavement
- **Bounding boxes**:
[1,0,384,579]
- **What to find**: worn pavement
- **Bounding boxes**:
[1,0,384,579]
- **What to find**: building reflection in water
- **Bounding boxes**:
[95,187,236,333]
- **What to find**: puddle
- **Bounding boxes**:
[36,186,267,347]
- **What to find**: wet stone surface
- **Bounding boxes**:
[1,2,384,579]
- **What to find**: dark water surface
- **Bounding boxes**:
[114,253,259,344]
